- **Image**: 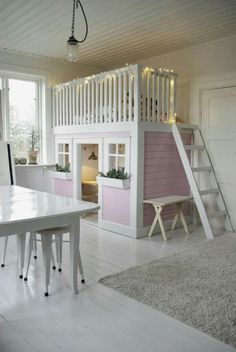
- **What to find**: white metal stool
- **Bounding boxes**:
[24,226,85,296]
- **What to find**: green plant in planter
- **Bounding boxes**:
[28,127,40,164]
[28,127,40,151]
[98,168,129,180]
[55,163,70,172]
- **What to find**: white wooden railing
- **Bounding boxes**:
[51,64,177,127]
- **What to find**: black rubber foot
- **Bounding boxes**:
[44,292,49,297]
[58,268,62,272]
[19,274,23,279]
[24,277,28,281]
[1,264,5,268]
[34,256,37,259]
[52,266,56,270]
[81,279,85,284]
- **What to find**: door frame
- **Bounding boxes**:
[73,138,103,206]
[190,75,236,128]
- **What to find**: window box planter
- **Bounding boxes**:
[49,170,72,180]
[96,176,130,189]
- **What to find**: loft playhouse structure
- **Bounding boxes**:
[51,64,233,239]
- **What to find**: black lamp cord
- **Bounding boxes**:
[71,0,88,43]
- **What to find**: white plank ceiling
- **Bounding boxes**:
[0,0,236,69]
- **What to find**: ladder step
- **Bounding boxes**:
[178,124,198,130]
[199,188,219,195]
[185,145,205,151]
[192,166,212,172]
[208,210,227,219]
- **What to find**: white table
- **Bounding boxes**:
[0,185,99,294]
[144,195,193,240]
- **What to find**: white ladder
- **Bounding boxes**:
[172,123,233,240]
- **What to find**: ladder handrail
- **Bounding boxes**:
[172,123,214,239]
[197,128,234,231]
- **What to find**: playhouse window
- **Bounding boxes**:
[108,143,126,170]
[56,142,71,167]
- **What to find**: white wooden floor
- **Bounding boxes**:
[0,224,234,352]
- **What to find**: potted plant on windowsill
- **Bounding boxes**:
[49,163,72,180]
[96,168,130,189]
[28,127,40,164]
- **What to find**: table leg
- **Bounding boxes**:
[69,216,79,294]
[17,233,26,279]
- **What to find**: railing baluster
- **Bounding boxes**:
[157,74,161,123]
[147,71,151,121]
[91,80,94,123]
[104,77,107,123]
[59,87,61,126]
[123,72,127,121]
[128,73,132,122]
[54,89,58,127]
[95,80,99,124]
[80,84,83,124]
[75,85,79,125]
[152,73,156,122]
[68,85,71,125]
[113,75,117,122]
[100,80,103,123]
[142,72,146,121]
[162,74,165,123]
[166,75,170,122]
[109,76,112,123]
[88,80,91,124]
[118,73,122,123]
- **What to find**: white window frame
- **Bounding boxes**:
[55,138,73,170]
[104,138,130,174]
[0,71,45,162]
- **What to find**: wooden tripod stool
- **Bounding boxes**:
[144,195,193,240]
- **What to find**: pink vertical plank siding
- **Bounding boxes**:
[102,186,130,226]
[144,132,191,226]
[54,179,74,198]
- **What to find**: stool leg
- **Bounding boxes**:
[148,208,160,237]
[24,233,34,281]
[41,234,52,297]
[1,236,8,267]
[78,251,85,283]
[17,233,26,279]
[171,203,181,231]
[157,216,167,241]
[180,209,190,234]
[32,233,37,259]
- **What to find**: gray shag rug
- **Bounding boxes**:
[99,234,236,347]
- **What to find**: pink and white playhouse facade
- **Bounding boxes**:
[50,64,191,238]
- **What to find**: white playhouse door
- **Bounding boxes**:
[201,86,236,229]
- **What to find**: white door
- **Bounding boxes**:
[201,86,236,230]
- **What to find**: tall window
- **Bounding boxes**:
[9,78,38,159]
[0,74,42,161]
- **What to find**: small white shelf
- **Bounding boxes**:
[96,176,130,189]
[49,170,72,180]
